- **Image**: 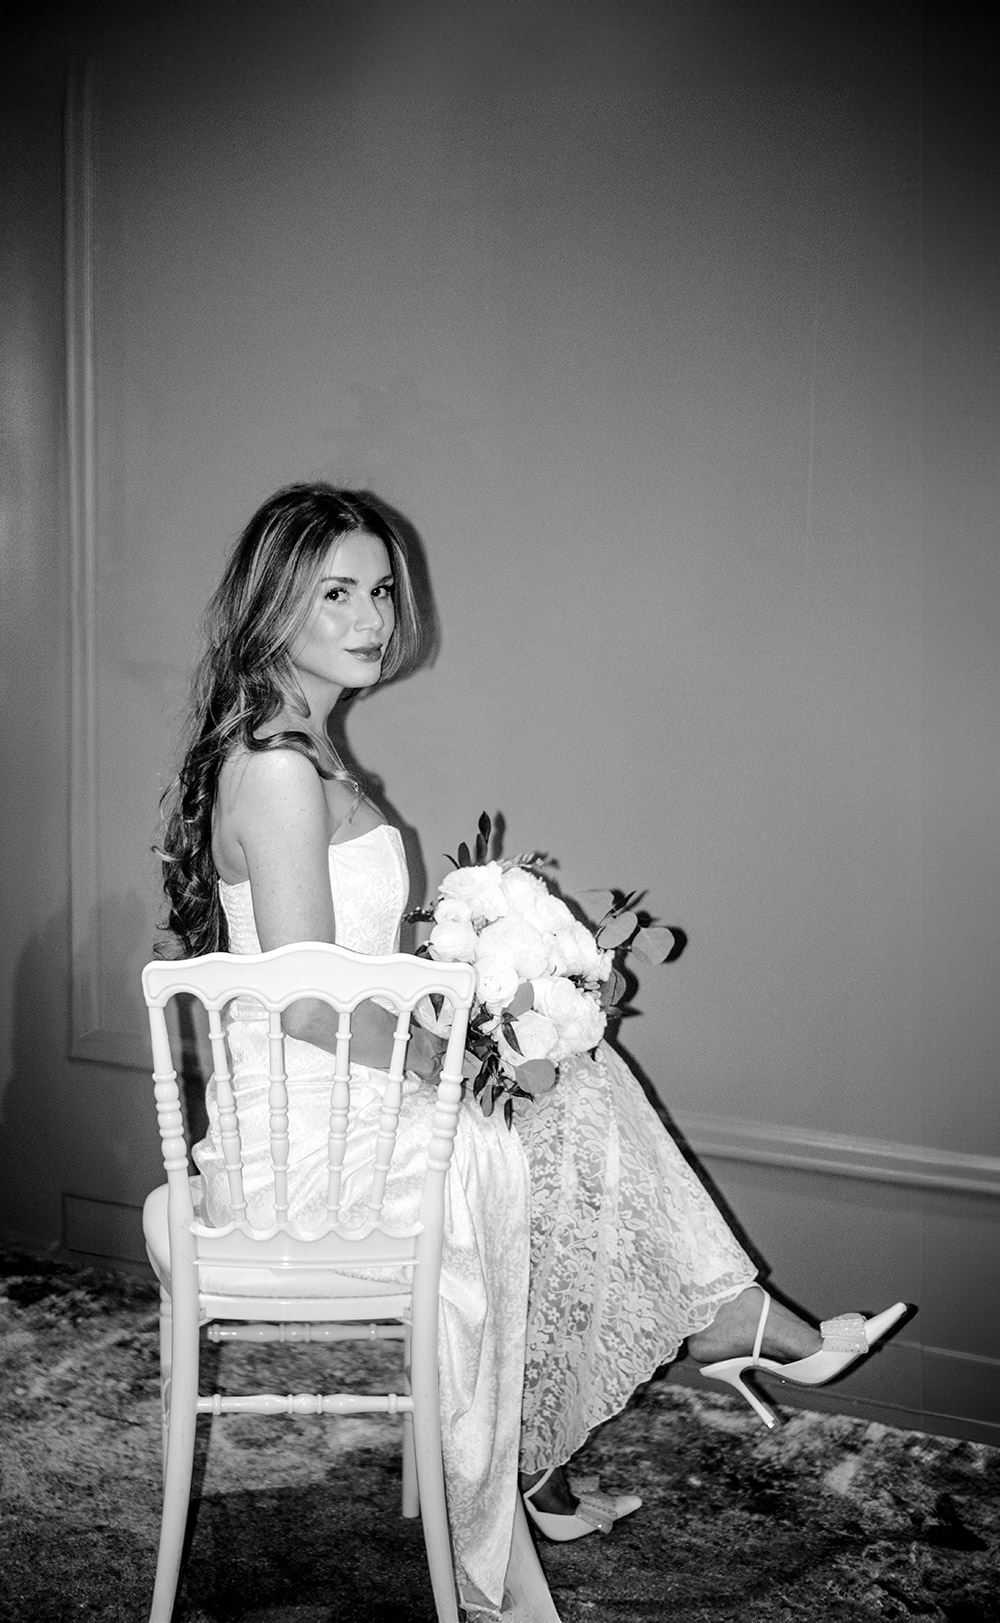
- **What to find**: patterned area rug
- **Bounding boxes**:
[2,1248,998,1623]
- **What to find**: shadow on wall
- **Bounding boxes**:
[0,888,168,1252]
[0,906,68,1246]
[607,1023,772,1290]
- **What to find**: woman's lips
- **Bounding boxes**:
[347,645,383,661]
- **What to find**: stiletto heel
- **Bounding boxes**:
[522,1466,642,1542]
[699,1290,908,1428]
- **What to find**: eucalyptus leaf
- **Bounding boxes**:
[516,1057,557,1096]
[480,1081,495,1117]
[507,980,534,1017]
[504,1097,514,1129]
[631,925,676,964]
[457,841,472,868]
[581,889,615,921]
[597,910,638,949]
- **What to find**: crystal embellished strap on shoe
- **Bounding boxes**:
[816,1312,868,1354]
[568,1475,636,1532]
[568,1495,617,1534]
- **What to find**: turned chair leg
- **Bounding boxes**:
[149,1302,200,1623]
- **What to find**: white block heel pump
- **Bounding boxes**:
[699,1290,908,1429]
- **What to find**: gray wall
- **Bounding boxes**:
[2,1,998,1443]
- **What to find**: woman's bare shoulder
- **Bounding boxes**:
[214,745,331,880]
[219,741,324,809]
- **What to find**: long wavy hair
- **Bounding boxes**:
[158,484,422,957]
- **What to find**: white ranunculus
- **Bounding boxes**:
[434,895,473,924]
[500,1009,560,1065]
[427,917,478,963]
[502,866,575,935]
[532,974,606,1059]
[550,920,603,978]
[475,915,552,980]
[438,861,510,923]
[554,999,605,1060]
[475,956,521,1009]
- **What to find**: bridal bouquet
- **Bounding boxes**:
[410,814,674,1122]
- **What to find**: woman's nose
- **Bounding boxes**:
[355,595,386,631]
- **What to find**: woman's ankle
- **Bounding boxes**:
[519,1464,578,1515]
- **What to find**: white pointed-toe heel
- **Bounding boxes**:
[699,1290,908,1429]
[522,1467,642,1542]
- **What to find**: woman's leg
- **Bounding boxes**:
[518,1464,578,1514]
[687,1282,822,1364]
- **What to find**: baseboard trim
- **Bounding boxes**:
[664,1358,1000,1449]
[62,1193,147,1266]
[675,1111,1000,1198]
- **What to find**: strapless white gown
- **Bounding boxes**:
[194,822,756,1603]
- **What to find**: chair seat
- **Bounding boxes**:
[143,1181,413,1302]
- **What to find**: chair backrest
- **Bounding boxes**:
[141,943,476,1283]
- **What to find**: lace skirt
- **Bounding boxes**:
[514,1042,757,1474]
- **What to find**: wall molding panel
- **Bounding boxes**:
[677,1111,1000,1199]
[65,64,149,1072]
[66,62,102,1062]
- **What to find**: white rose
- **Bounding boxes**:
[413,994,455,1036]
[530,974,586,1027]
[502,867,575,935]
[475,915,552,980]
[427,917,478,963]
[434,895,473,924]
[475,956,521,1009]
[438,861,510,923]
[500,1009,560,1065]
[550,920,603,978]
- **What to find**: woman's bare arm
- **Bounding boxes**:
[226,748,441,1074]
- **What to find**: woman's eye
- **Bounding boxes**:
[374,583,394,599]
[324,587,346,602]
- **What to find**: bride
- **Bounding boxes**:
[159,483,907,1610]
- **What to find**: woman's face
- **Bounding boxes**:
[288,530,396,708]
